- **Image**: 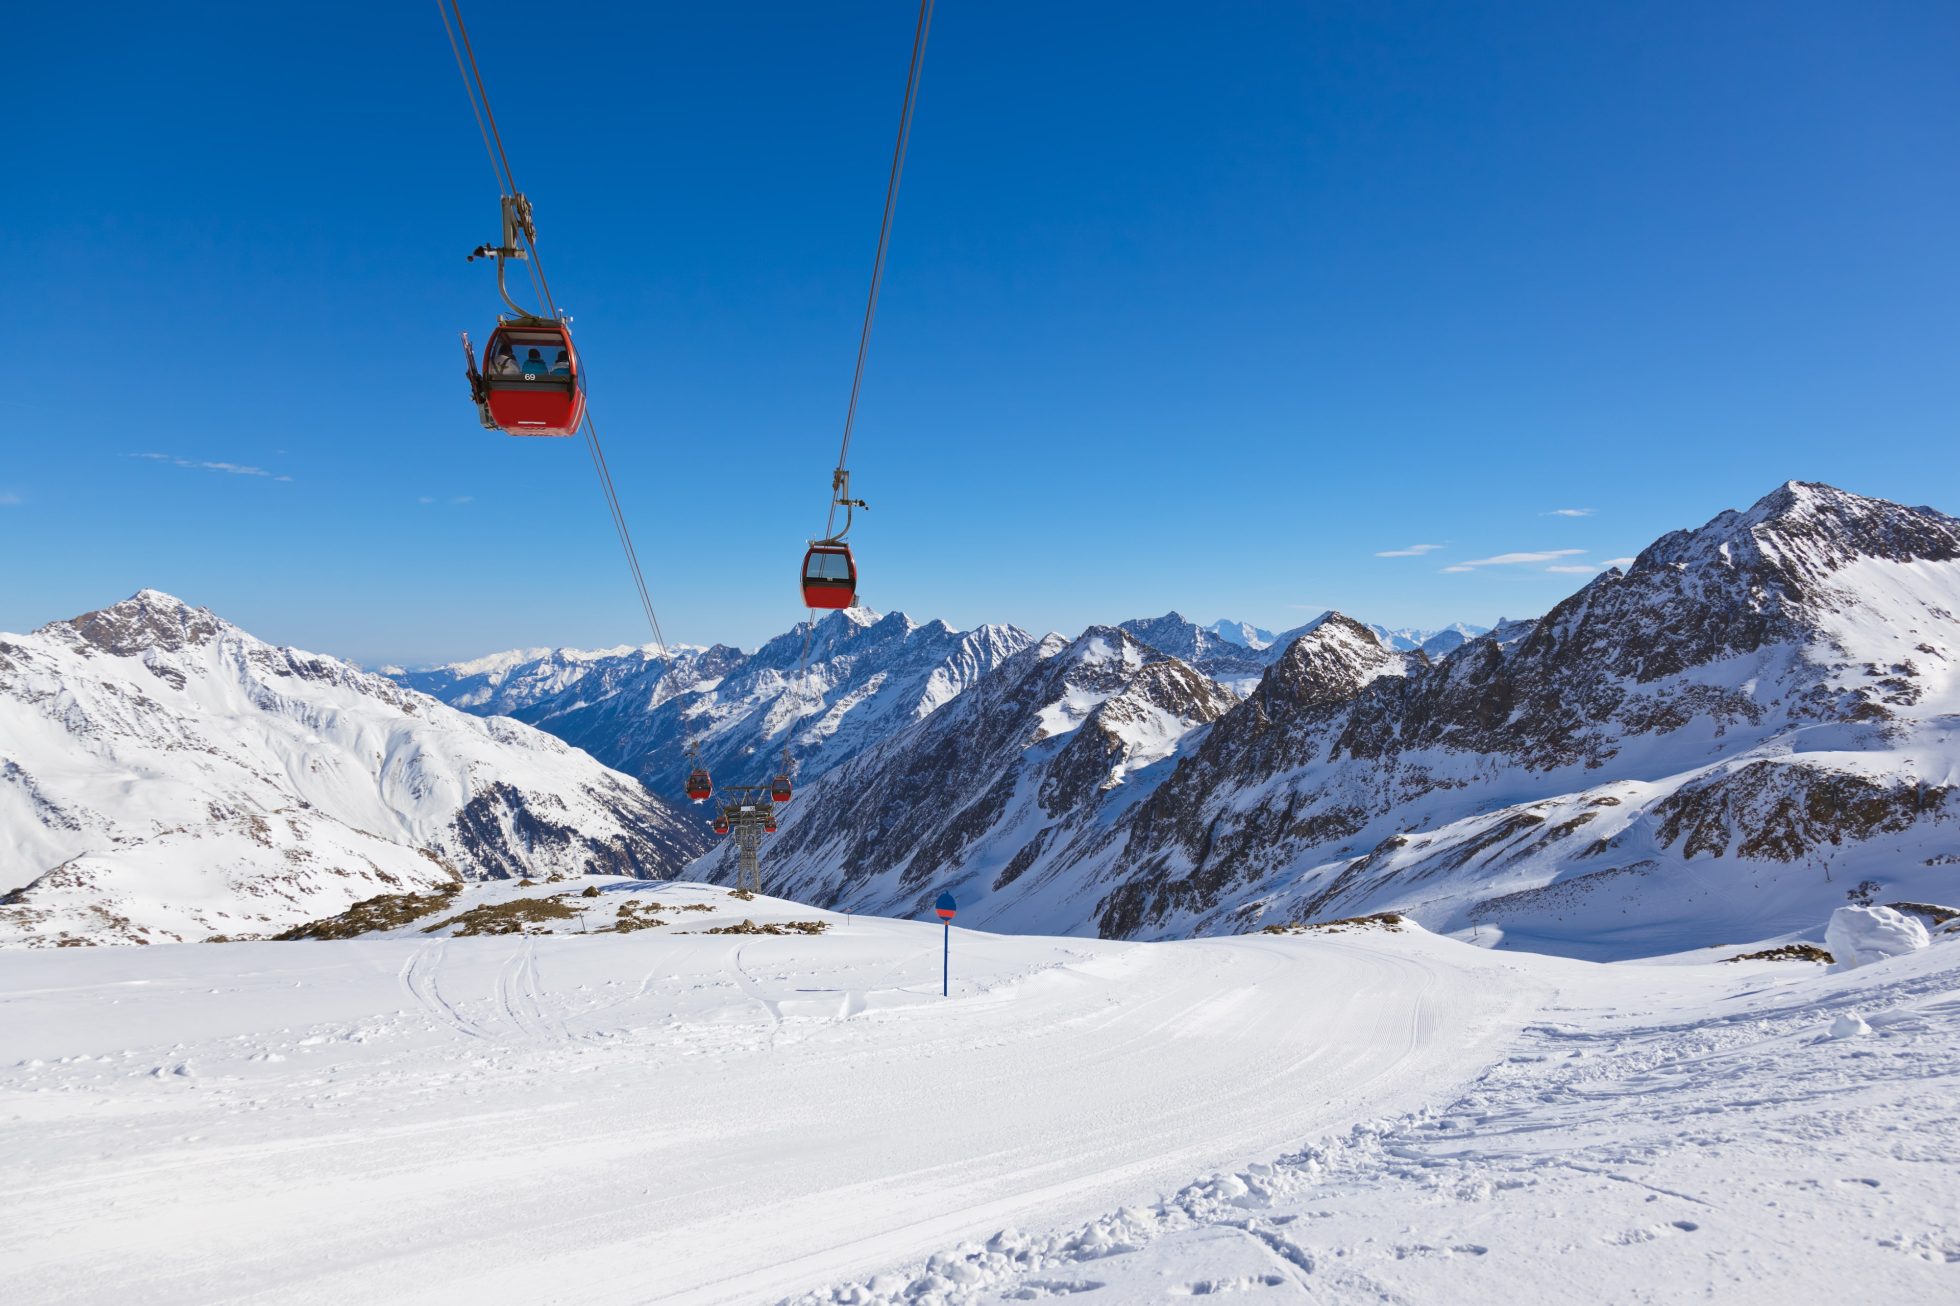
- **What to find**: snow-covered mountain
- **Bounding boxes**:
[1202,619,1278,650]
[0,592,706,947]
[398,609,1036,806]
[1116,612,1288,691]
[694,625,1238,926]
[1119,613,1487,690]
[1082,482,1960,952]
[388,641,681,717]
[723,483,1960,956]
[1369,621,1490,656]
[1195,618,1492,659]
[400,610,1489,806]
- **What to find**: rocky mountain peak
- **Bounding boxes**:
[1261,613,1406,708]
[1011,628,1161,734]
[1117,613,1203,653]
[748,606,883,666]
[1062,624,1151,666]
[1747,480,1960,569]
[1029,631,1072,659]
[57,590,224,657]
[1639,482,1960,589]
[1118,613,1297,687]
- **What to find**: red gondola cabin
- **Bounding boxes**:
[801,543,857,609]
[763,814,778,834]
[712,814,730,836]
[686,768,713,803]
[480,322,585,436]
[770,774,792,804]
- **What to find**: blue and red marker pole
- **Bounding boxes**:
[935,892,957,997]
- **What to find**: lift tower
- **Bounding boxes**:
[714,785,778,894]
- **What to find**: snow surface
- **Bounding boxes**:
[808,937,1960,1303]
[3,882,1954,1303]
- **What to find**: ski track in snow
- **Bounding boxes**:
[727,941,787,1037]
[399,941,492,1042]
[0,882,1954,1305]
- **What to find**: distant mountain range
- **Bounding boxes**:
[697,483,1960,958]
[392,610,1489,797]
[691,622,1241,933]
[10,482,1951,957]
[392,609,1037,807]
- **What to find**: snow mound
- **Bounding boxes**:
[1826,905,1929,971]
[1827,1011,1871,1039]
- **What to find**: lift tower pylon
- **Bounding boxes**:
[714,785,778,894]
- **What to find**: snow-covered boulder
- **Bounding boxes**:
[1826,905,1930,971]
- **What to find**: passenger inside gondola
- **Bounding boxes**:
[550,349,571,375]
[489,340,518,375]
[521,347,548,376]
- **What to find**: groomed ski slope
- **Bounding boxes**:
[2,882,1954,1303]
[0,883,1533,1304]
[812,932,1960,1303]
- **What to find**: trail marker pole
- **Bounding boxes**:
[935,891,957,997]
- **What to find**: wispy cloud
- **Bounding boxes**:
[0,490,20,507]
[133,453,293,482]
[1442,549,1587,574]
[1544,508,1595,518]
[1375,543,1443,558]
[1544,564,1598,574]
[418,495,475,506]
[1601,556,1637,568]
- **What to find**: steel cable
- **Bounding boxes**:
[438,0,668,653]
[797,0,936,693]
[823,0,935,542]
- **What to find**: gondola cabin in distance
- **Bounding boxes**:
[801,542,857,609]
[478,321,586,437]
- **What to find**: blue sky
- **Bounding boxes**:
[4,1,1956,664]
